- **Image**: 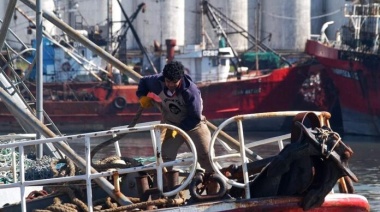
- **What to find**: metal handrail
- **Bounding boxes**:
[0,134,36,182]
[0,123,198,212]
[209,111,327,199]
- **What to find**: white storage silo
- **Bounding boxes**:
[123,0,185,52]
[261,0,311,51]
[204,0,249,52]
[1,0,57,49]
[184,0,203,46]
[70,0,122,50]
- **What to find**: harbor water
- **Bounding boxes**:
[84,131,380,211]
[342,135,380,211]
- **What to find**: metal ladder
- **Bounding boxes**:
[0,68,62,158]
[0,53,64,159]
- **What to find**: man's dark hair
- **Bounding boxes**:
[163,61,184,81]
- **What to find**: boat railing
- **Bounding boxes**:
[209,111,330,200]
[0,123,198,211]
[344,3,380,17]
[0,134,36,183]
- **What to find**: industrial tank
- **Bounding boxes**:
[184,0,203,46]
[68,0,122,50]
[0,0,57,50]
[204,0,249,52]
[122,0,185,52]
[261,0,311,51]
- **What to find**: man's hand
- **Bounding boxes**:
[171,130,178,138]
[164,129,178,140]
[139,96,153,108]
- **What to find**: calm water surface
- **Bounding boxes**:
[84,131,380,211]
[342,135,380,211]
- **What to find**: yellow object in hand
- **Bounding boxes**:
[139,96,153,108]
[164,129,178,140]
[171,130,178,138]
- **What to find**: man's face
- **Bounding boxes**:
[164,78,181,92]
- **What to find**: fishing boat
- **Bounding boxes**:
[0,1,336,134]
[0,58,331,133]
[305,3,380,136]
[0,111,370,211]
[0,1,370,211]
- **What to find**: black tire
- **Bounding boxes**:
[114,96,127,109]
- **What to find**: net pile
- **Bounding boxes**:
[0,140,56,183]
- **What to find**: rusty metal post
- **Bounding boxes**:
[113,173,121,193]
[135,175,156,210]
[165,39,176,63]
[136,175,150,198]
[164,170,179,191]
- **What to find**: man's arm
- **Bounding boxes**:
[179,88,203,131]
[136,74,163,97]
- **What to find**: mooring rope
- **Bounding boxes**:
[90,106,144,162]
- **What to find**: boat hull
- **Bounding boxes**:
[306,39,380,135]
[158,194,370,212]
[0,64,335,133]
[0,193,369,212]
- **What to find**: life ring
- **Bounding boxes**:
[114,96,127,109]
[61,62,71,72]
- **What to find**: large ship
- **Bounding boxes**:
[0,1,369,211]
[306,3,380,136]
[0,43,329,133]
[0,1,335,134]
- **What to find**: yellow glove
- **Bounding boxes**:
[164,129,178,140]
[171,130,178,138]
[139,96,153,108]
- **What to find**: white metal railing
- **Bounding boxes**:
[344,3,380,17]
[0,123,198,212]
[209,111,327,199]
[0,134,36,183]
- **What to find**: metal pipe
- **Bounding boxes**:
[20,0,143,82]
[0,0,17,50]
[206,121,261,161]
[36,0,44,159]
[0,87,133,206]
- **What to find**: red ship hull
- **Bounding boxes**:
[157,194,370,212]
[306,39,380,135]
[0,63,334,133]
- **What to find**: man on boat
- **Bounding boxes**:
[136,60,216,191]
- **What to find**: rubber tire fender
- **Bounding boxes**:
[114,96,127,109]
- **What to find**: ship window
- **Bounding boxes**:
[212,58,219,66]
[221,59,226,65]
